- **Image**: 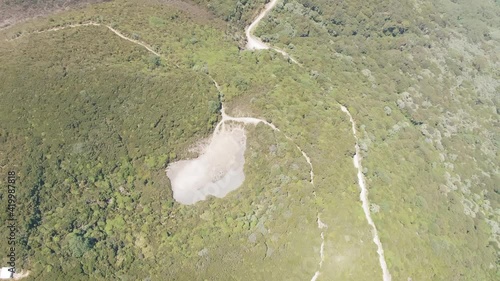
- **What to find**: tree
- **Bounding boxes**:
[148,55,161,69]
[67,233,92,258]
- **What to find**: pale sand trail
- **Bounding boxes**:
[6,22,180,67]
[245,0,300,65]
[341,106,392,281]
[8,22,154,57]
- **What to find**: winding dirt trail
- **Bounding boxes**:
[340,106,391,281]
[310,215,328,281]
[105,24,161,57]
[244,0,275,50]
[247,2,392,280]
[245,0,300,65]
[6,21,180,67]
[214,105,315,184]
[211,80,315,186]
[244,2,326,279]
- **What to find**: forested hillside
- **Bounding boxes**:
[0,0,498,280]
[251,0,499,279]
[0,1,369,279]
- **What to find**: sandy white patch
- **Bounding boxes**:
[0,268,30,280]
[167,124,247,205]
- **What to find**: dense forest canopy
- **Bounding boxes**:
[0,0,498,280]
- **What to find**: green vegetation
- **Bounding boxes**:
[0,0,498,280]
[251,0,499,279]
[0,1,377,279]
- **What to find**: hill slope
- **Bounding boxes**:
[0,0,498,280]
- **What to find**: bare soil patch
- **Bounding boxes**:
[166,124,247,205]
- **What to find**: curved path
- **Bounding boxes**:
[247,2,392,280]
[6,21,180,68]
[211,79,314,186]
[244,2,325,279]
[210,80,326,279]
[245,0,300,65]
[213,80,328,281]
